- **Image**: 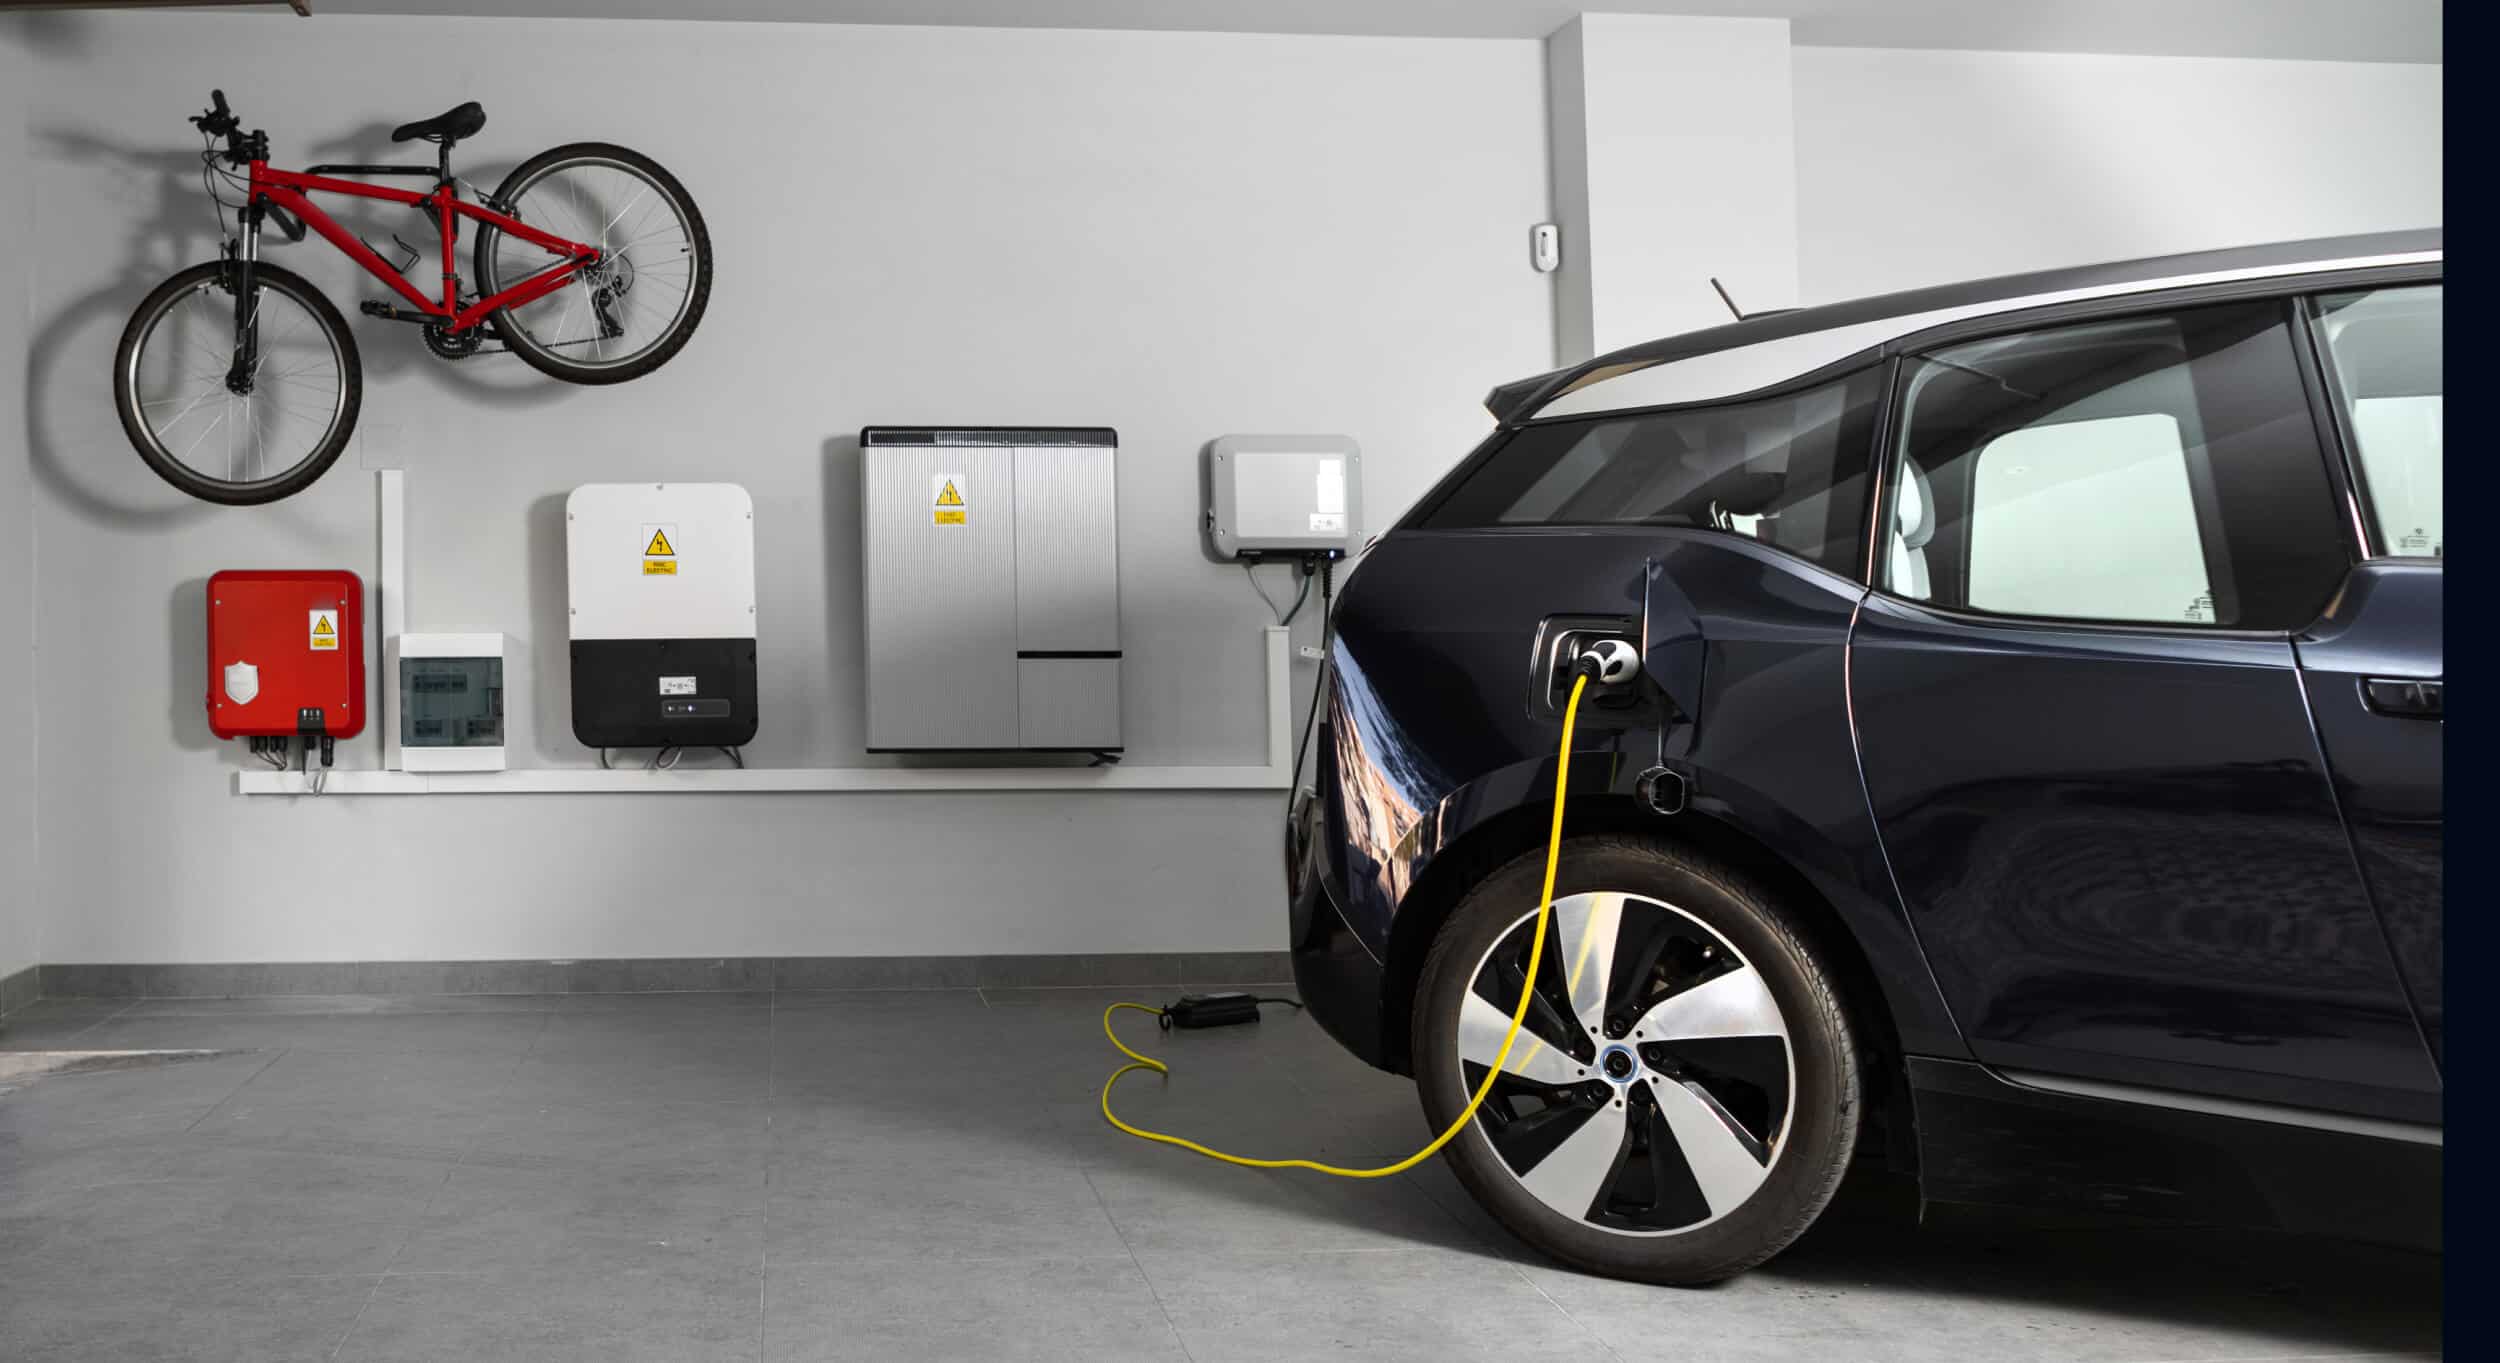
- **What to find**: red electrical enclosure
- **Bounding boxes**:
[206,570,367,740]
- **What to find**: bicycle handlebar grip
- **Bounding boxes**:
[211,89,230,116]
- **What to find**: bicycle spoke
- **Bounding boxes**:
[597,185,650,244]
[129,275,343,492]
[482,156,700,371]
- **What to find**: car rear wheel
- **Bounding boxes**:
[1412,835,1858,1284]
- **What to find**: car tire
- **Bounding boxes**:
[1412,834,1859,1284]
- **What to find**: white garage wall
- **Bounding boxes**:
[14,12,1552,965]
[1793,46,2443,305]
[1,25,37,990]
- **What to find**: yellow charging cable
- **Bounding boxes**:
[1099,671,1588,1178]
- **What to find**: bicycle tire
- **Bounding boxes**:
[474,142,711,386]
[112,260,362,507]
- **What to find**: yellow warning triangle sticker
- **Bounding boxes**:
[645,529,675,557]
[935,481,964,508]
[313,616,335,636]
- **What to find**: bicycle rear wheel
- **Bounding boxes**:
[474,142,711,385]
[112,261,362,506]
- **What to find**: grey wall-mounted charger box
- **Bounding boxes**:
[1205,434,1361,560]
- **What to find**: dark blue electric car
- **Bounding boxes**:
[1286,232,2442,1284]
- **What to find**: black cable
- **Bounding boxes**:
[719,746,744,769]
[1277,565,1314,627]
[1286,555,1337,800]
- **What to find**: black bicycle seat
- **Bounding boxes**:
[390,102,486,145]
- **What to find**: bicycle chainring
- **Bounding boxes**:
[422,323,486,360]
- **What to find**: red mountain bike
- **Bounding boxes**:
[114,90,713,505]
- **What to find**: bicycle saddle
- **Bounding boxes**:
[391,102,486,145]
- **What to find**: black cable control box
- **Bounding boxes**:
[1165,992,1263,1029]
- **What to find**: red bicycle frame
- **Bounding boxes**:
[249,161,599,334]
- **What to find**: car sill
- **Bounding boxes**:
[1997,1068,2442,1147]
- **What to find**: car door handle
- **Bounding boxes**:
[2362,677,2442,718]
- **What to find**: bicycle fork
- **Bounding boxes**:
[223,202,264,395]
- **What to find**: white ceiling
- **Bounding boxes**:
[287,0,2441,64]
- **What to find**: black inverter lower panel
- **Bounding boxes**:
[569,639,759,748]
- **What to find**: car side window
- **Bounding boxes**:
[1420,369,1886,578]
[1880,301,2351,630]
[2310,284,2442,558]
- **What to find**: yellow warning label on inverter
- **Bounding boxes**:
[642,524,678,575]
[309,610,339,650]
[932,473,967,525]
[934,510,966,525]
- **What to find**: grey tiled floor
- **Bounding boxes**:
[0,989,2441,1362]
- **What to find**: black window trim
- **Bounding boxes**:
[1407,363,1892,577]
[1860,290,2378,640]
[1401,259,2442,604]
[2293,280,2444,565]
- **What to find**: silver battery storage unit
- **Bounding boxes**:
[860,427,1121,753]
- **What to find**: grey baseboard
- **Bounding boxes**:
[0,963,38,1016]
[36,952,1294,1000]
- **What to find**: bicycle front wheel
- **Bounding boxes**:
[474,142,711,385]
[112,261,362,506]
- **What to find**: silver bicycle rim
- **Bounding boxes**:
[481,156,699,369]
[124,277,347,492]
[1457,891,1795,1237]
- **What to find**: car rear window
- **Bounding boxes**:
[1417,369,1886,579]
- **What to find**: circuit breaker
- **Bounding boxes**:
[860,427,1121,753]
[206,569,366,739]
[566,483,759,750]
[399,633,506,772]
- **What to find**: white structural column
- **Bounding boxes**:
[1546,14,1801,364]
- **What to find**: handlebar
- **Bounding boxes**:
[189,89,267,166]
[190,88,237,137]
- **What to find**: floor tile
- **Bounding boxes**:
[767,1155,1129,1264]
[0,1143,448,1286]
[389,1161,765,1274]
[502,1053,773,1109]
[463,1095,773,1179]
[333,1261,762,1362]
[763,1255,1185,1362]
[1140,1247,1605,1363]
[185,1049,520,1159]
[1085,1160,1488,1259]
[0,1270,381,1362]
[0,1050,272,1144]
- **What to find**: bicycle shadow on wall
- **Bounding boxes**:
[20,128,238,528]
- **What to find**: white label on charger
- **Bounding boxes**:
[1315,458,1346,515]
[1309,512,1346,534]
[658,676,698,696]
